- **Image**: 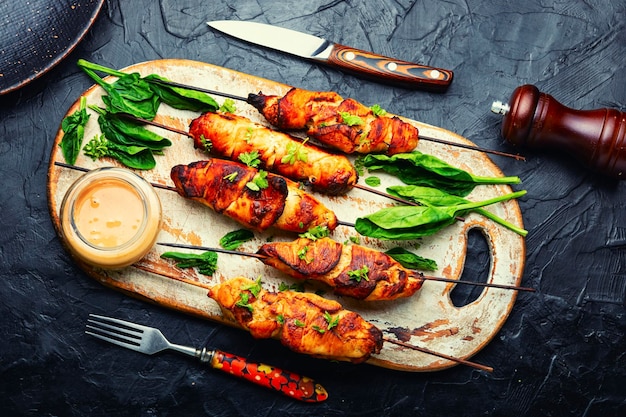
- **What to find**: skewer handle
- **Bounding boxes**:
[492,84,626,179]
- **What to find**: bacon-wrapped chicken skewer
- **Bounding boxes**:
[209,277,383,363]
[257,237,424,301]
[208,277,493,371]
[247,87,419,155]
[171,159,337,233]
[189,112,358,195]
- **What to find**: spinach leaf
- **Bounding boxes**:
[160,251,218,275]
[355,190,526,240]
[384,247,438,271]
[363,151,521,197]
[59,96,90,165]
[388,185,528,237]
[219,229,255,250]
[90,107,171,150]
[83,134,156,170]
[80,65,160,120]
[144,74,219,113]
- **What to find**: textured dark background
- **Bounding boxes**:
[1,1,625,416]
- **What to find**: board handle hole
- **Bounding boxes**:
[450,228,491,307]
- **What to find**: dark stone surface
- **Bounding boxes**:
[1,1,624,415]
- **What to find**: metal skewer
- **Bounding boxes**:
[149,78,525,161]
[156,241,535,292]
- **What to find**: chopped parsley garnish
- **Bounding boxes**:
[200,134,212,153]
[219,99,237,113]
[244,127,254,143]
[223,172,238,182]
[313,311,340,334]
[299,225,330,241]
[235,293,253,312]
[339,112,364,126]
[241,277,263,297]
[370,104,387,117]
[238,150,261,168]
[279,282,305,292]
[281,139,309,165]
[297,245,312,263]
[245,170,269,191]
[347,265,369,282]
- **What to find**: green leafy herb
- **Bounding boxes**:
[276,315,285,325]
[387,185,528,237]
[324,311,339,330]
[238,150,261,168]
[77,60,219,115]
[235,293,253,312]
[279,282,305,292]
[59,96,90,165]
[219,99,237,113]
[370,104,387,116]
[353,155,366,177]
[78,63,160,120]
[339,112,364,126]
[199,134,212,153]
[362,151,521,197]
[384,247,438,271]
[297,245,312,263]
[160,251,218,275]
[241,277,263,297]
[84,106,171,169]
[219,229,254,250]
[246,170,269,191]
[347,265,369,282]
[294,319,305,328]
[281,139,309,165]
[299,225,330,241]
[144,74,219,113]
[355,190,527,240]
[83,134,156,170]
[223,172,238,182]
[364,176,381,187]
[343,236,360,245]
[243,127,254,143]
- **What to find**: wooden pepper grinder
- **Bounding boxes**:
[491,84,626,179]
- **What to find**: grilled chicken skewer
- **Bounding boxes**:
[257,237,423,301]
[157,240,536,297]
[209,277,493,371]
[150,79,524,160]
[171,159,338,233]
[189,111,358,195]
[248,88,417,155]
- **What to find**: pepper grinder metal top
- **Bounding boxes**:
[492,84,626,179]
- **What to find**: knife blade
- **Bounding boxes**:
[207,20,453,91]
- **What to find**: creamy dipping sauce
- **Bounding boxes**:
[74,179,145,248]
[60,167,162,269]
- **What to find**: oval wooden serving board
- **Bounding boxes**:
[47,59,525,371]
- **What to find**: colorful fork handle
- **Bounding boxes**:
[203,349,328,402]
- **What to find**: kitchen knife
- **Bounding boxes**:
[207,20,453,91]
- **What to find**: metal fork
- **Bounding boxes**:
[86,314,328,402]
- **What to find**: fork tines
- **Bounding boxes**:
[86,314,144,350]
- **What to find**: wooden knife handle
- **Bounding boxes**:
[326,43,453,91]
[207,349,329,402]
